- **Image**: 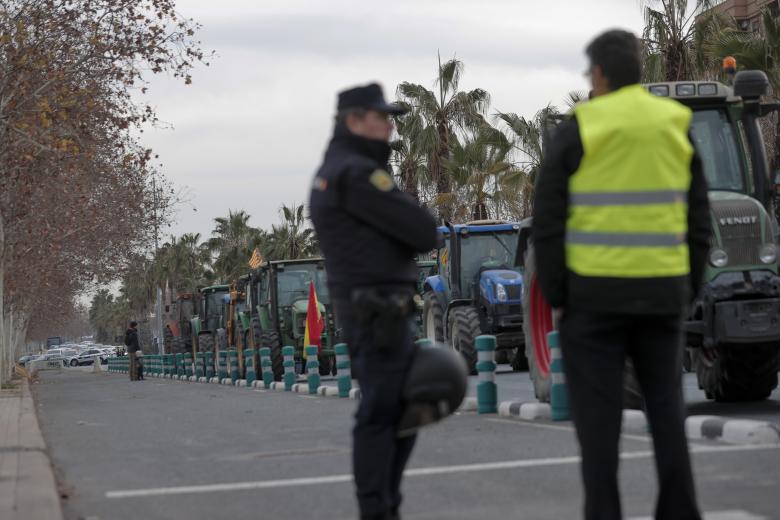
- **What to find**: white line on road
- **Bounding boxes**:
[486,417,654,444]
[105,443,779,499]
[629,511,766,520]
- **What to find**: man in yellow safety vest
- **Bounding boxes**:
[533,30,711,520]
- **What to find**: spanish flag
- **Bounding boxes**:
[248,247,263,269]
[302,281,324,359]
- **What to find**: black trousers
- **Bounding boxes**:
[334,297,417,520]
[559,310,701,520]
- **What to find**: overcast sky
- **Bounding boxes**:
[142,0,645,242]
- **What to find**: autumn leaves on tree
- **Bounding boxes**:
[0,0,207,382]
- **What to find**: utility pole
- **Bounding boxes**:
[151,172,164,356]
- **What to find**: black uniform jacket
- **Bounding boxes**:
[125,328,140,353]
[532,115,711,315]
[309,124,438,299]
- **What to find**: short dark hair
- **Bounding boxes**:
[585,30,641,90]
[129,321,137,328]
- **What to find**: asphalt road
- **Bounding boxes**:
[32,369,780,520]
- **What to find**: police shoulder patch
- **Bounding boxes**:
[312,177,328,191]
[368,169,395,192]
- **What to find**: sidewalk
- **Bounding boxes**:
[0,377,64,520]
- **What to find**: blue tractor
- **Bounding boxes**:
[422,221,525,373]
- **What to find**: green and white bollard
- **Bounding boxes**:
[228,349,239,384]
[195,352,205,379]
[548,331,569,421]
[259,347,274,389]
[244,348,257,386]
[283,346,295,391]
[476,335,498,414]
[185,354,193,378]
[217,351,228,381]
[305,346,320,395]
[205,351,214,380]
[335,343,351,398]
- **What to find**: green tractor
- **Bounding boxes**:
[247,258,337,379]
[191,285,231,358]
[521,70,780,403]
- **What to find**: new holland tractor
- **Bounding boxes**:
[422,221,524,373]
[191,284,231,358]
[247,258,337,380]
[521,70,780,403]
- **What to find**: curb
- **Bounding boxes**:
[686,415,780,445]
[498,400,551,420]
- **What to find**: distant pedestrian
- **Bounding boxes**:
[533,30,710,520]
[124,321,141,381]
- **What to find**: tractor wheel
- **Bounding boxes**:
[217,328,228,352]
[523,241,554,402]
[251,316,263,349]
[682,348,693,373]
[172,336,185,354]
[695,344,779,401]
[260,329,284,381]
[199,333,215,354]
[422,291,444,344]
[495,350,510,364]
[318,354,334,376]
[163,326,173,354]
[510,348,528,372]
[449,306,481,375]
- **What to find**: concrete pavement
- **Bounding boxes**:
[0,378,64,520]
[31,369,780,520]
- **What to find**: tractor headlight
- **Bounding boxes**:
[759,244,777,264]
[495,283,508,302]
[709,248,728,268]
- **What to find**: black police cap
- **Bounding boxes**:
[337,83,407,115]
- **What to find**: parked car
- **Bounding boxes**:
[33,353,66,367]
[17,355,35,367]
[68,348,107,367]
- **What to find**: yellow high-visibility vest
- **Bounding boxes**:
[566,84,693,278]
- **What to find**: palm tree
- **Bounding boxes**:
[439,124,519,221]
[207,210,264,282]
[390,104,434,204]
[496,105,560,219]
[641,0,725,82]
[266,203,316,260]
[397,56,490,220]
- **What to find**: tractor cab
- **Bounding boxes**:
[191,284,230,355]
[423,221,525,373]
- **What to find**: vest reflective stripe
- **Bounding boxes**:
[567,85,693,278]
[569,190,687,206]
[566,230,686,247]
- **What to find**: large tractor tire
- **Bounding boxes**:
[449,306,481,375]
[695,344,779,401]
[251,316,263,349]
[199,333,215,354]
[523,242,554,402]
[495,350,510,364]
[510,348,528,372]
[318,354,334,376]
[260,329,284,381]
[217,328,228,352]
[422,291,445,344]
[172,336,185,354]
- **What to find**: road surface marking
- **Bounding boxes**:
[105,443,779,499]
[629,511,766,520]
[487,417,653,444]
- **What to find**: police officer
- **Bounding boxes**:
[533,30,710,520]
[309,83,438,520]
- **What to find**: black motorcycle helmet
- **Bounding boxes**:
[397,343,468,438]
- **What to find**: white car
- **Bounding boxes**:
[33,353,66,367]
[67,348,107,367]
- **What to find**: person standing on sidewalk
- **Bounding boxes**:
[309,83,438,520]
[533,29,711,520]
[124,321,140,382]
